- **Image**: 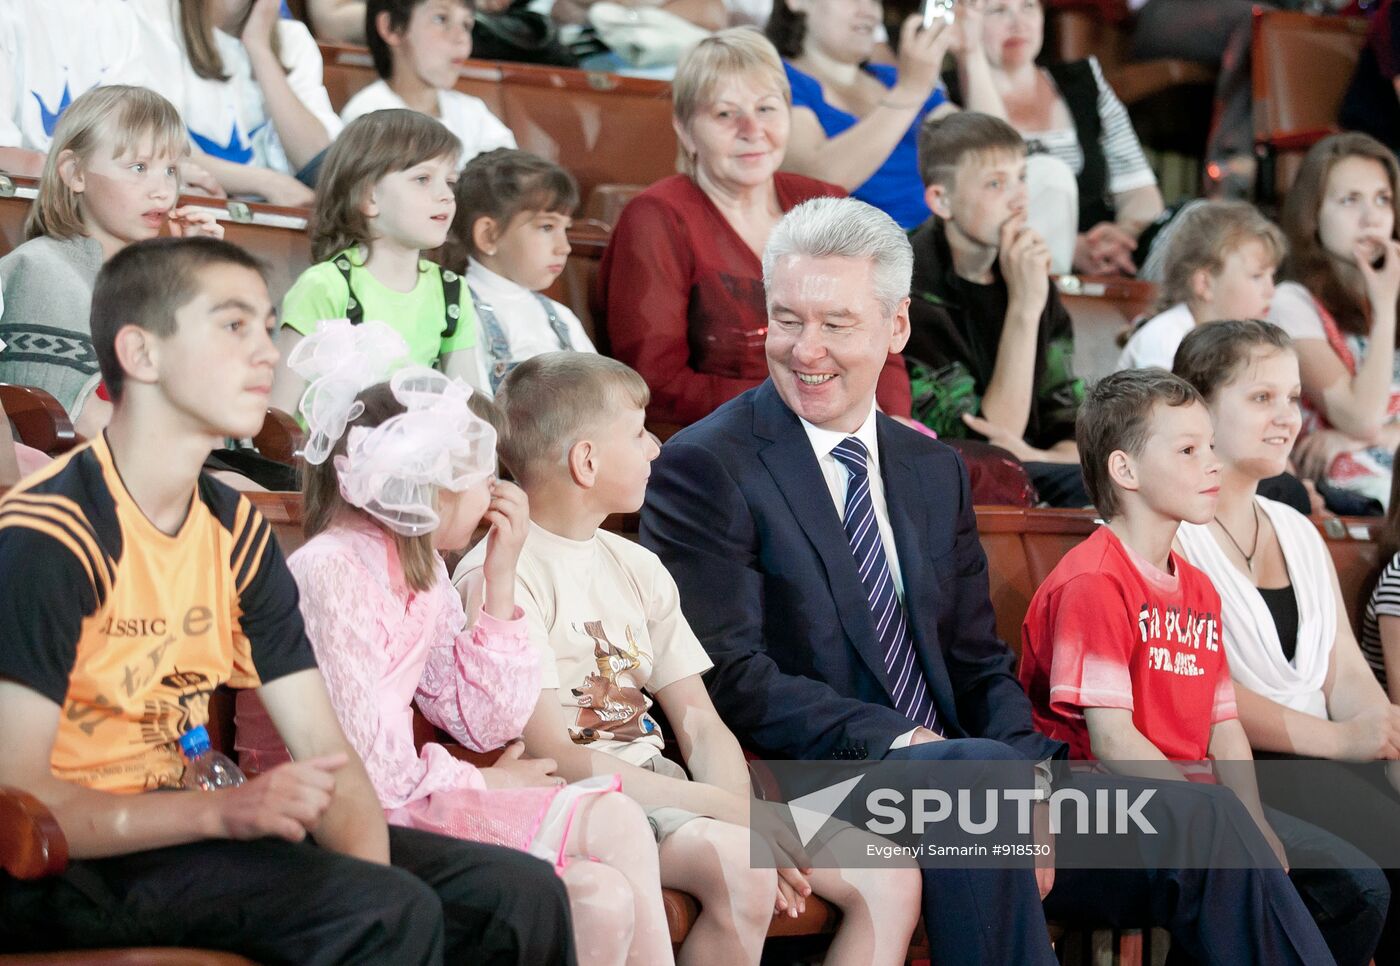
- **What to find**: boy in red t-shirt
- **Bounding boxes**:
[1019,368,1286,858]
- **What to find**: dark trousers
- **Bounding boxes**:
[0,825,576,966]
[888,739,1339,966]
[1256,756,1400,965]
[1266,806,1389,966]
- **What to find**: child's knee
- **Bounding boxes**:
[840,862,923,922]
[564,861,637,945]
[710,823,779,914]
[586,792,658,858]
[592,790,651,834]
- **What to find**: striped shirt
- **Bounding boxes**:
[1361,552,1400,693]
[0,434,316,793]
[1024,57,1158,197]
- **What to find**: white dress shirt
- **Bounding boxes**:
[798,402,906,599]
[799,403,1055,780]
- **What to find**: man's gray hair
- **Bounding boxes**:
[762,197,913,317]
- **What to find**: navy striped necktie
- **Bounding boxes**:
[830,436,940,733]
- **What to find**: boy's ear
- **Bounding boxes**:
[566,438,597,489]
[1189,266,1213,306]
[924,182,951,219]
[374,10,403,46]
[56,149,84,193]
[472,215,501,257]
[112,323,160,391]
[1106,448,1140,496]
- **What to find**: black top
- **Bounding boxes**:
[1258,584,1300,664]
[905,218,1083,449]
[1341,0,1400,153]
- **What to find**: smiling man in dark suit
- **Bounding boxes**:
[639,196,1335,964]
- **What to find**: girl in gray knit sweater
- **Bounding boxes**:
[0,85,224,436]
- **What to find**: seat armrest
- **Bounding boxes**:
[0,786,69,879]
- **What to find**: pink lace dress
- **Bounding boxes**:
[235,522,561,850]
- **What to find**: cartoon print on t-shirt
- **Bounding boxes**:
[569,620,659,746]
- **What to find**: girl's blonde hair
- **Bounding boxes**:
[1158,201,1287,311]
[180,0,285,80]
[26,85,188,241]
[671,28,790,178]
[309,109,460,262]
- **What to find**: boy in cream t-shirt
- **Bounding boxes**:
[456,351,924,965]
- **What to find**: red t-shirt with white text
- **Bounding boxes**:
[1019,527,1235,773]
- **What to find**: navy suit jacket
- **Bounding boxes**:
[639,380,1064,764]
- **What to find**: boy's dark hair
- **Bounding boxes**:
[90,237,267,402]
[1171,319,1294,403]
[367,0,476,80]
[442,148,579,269]
[917,112,1026,190]
[1076,369,1203,520]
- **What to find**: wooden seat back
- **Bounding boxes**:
[318,44,677,205]
[1252,9,1369,198]
[0,384,78,456]
[1050,3,1216,106]
[0,175,315,305]
[1056,275,1158,385]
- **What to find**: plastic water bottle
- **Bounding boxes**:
[179,724,246,790]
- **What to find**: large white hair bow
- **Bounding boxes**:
[287,319,411,466]
[334,367,498,537]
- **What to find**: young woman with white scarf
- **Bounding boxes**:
[1172,319,1400,964]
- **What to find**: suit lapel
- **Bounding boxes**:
[752,384,895,696]
[877,418,960,730]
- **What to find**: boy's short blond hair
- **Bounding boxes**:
[496,352,650,487]
[916,112,1026,191]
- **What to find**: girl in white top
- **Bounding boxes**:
[443,149,595,397]
[1171,320,1400,788]
[0,1,152,160]
[139,0,340,205]
[341,0,516,167]
[1268,133,1400,510]
[1172,319,1400,960]
[1118,201,1285,373]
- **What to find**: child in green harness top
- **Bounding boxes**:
[270,109,478,416]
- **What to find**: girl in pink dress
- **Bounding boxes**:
[236,320,676,966]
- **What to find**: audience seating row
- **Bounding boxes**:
[0,176,1149,385]
[1,468,1381,964]
[318,44,679,210]
[1048,0,1216,108]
